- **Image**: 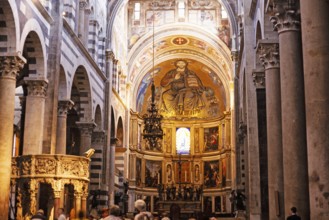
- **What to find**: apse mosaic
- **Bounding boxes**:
[136,59,226,120]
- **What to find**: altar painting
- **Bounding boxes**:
[136,158,142,187]
[204,126,219,152]
[204,160,220,188]
[145,160,162,187]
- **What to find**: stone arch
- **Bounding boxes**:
[94,105,102,131]
[71,65,93,121]
[0,0,19,55]
[117,117,124,147]
[58,65,69,100]
[19,19,47,78]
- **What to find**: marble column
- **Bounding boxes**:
[56,100,74,154]
[271,4,310,219]
[23,78,48,155]
[78,0,88,39]
[83,7,91,46]
[76,121,96,155]
[0,55,25,220]
[300,1,329,219]
[258,40,284,220]
[108,137,118,206]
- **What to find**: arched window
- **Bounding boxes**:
[176,127,190,154]
[178,1,185,18]
[134,2,141,20]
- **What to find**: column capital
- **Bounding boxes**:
[92,130,106,144]
[270,5,300,33]
[105,50,115,61]
[231,50,239,62]
[79,0,88,10]
[76,121,96,136]
[257,40,280,70]
[58,100,74,116]
[252,68,265,89]
[0,54,26,79]
[85,7,92,15]
[24,77,48,97]
[110,137,119,146]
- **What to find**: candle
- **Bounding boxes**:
[191,171,193,181]
[185,171,187,182]
[99,173,101,189]
[158,172,160,184]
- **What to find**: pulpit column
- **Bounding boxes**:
[0,55,25,220]
[271,3,309,218]
[23,78,48,154]
[56,100,74,154]
[76,122,96,155]
[300,0,329,218]
[81,194,87,217]
[53,191,61,220]
[74,192,82,217]
[258,40,284,220]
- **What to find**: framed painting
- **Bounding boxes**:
[204,160,220,188]
[145,160,162,187]
[204,126,219,152]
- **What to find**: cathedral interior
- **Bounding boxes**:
[0,0,328,220]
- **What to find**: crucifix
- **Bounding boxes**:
[172,154,189,199]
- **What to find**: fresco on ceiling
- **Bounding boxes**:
[136,59,226,119]
[146,10,175,27]
[130,36,230,84]
[189,10,216,27]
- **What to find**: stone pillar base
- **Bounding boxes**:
[235,210,246,219]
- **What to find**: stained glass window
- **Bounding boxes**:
[176,127,190,154]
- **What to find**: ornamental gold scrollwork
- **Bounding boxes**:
[11,159,18,176]
[35,158,56,174]
[20,157,31,175]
